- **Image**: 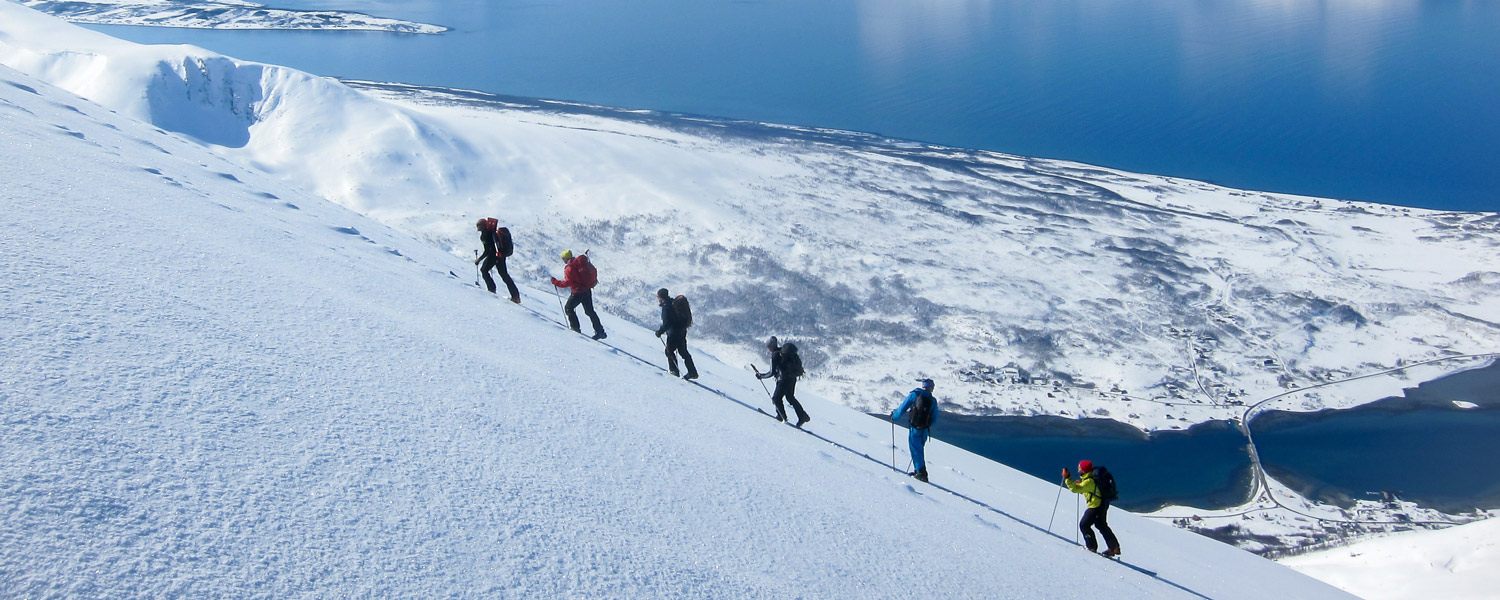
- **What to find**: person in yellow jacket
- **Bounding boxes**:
[1062,460,1121,557]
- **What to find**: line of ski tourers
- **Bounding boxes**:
[473,217,1124,558]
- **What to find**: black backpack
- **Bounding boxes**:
[497,227,513,257]
[1093,467,1119,503]
[908,391,934,429]
[672,295,692,328]
[781,343,805,378]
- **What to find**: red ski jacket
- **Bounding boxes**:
[550,255,597,293]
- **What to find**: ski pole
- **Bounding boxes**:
[1046,484,1064,534]
[1075,494,1081,545]
[551,283,567,325]
[474,249,482,287]
[750,364,773,399]
[890,420,897,473]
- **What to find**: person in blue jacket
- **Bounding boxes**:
[891,378,938,482]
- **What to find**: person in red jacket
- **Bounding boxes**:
[550,249,606,340]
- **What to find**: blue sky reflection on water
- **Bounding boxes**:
[84,0,1500,211]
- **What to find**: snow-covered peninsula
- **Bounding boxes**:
[18,0,446,33]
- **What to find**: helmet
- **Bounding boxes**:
[561,249,574,260]
[919,378,935,390]
[1078,460,1094,474]
[657,288,670,300]
[766,336,780,350]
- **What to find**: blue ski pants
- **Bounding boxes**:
[909,427,930,472]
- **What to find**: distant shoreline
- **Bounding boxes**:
[20,0,448,34]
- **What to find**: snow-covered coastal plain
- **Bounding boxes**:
[1,1,1493,596]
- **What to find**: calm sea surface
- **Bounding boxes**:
[931,362,1500,512]
[86,0,1500,212]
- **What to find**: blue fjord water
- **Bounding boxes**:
[932,361,1500,513]
[85,0,1500,212]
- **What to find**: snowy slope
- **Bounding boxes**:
[0,47,1356,600]
[1,1,1496,435]
[1280,518,1500,600]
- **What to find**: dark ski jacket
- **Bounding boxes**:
[757,349,796,382]
[479,227,502,259]
[656,299,686,337]
[891,388,938,430]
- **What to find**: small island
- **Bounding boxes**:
[20,0,447,33]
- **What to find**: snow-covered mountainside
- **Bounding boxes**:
[19,0,446,33]
[0,32,1358,599]
[1280,518,1500,600]
[2,2,1495,434]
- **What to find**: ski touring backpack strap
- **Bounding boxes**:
[497,227,513,257]
[673,295,692,328]
[1093,466,1119,503]
[782,343,804,378]
[908,390,933,429]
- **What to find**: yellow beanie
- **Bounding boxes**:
[561,249,574,260]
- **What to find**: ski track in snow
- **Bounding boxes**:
[0,27,1357,597]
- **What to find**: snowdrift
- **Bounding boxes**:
[1282,518,1500,600]
[0,28,1353,600]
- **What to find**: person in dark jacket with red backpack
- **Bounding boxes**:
[654,288,697,380]
[550,249,606,340]
[474,218,519,303]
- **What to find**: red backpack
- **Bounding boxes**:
[573,255,598,290]
[480,218,514,258]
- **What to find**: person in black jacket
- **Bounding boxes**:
[654,288,697,380]
[474,218,519,303]
[755,336,810,427]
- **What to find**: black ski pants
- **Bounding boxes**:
[565,290,605,336]
[480,255,519,300]
[772,377,809,423]
[664,330,696,376]
[1080,503,1120,553]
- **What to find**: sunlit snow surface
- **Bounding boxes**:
[0,46,1357,600]
[0,3,1371,598]
[1281,518,1500,600]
